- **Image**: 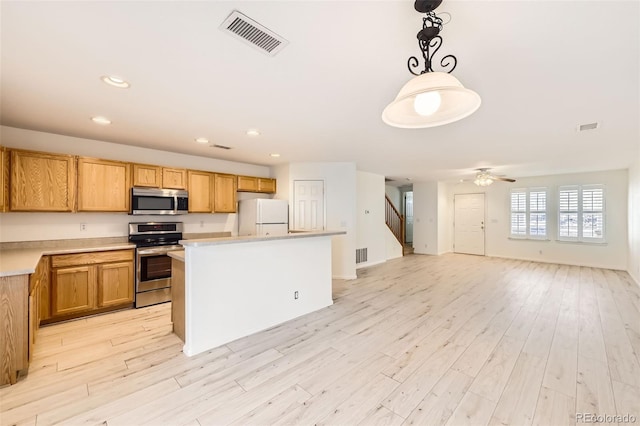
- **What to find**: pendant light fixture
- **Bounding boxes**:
[382,0,481,128]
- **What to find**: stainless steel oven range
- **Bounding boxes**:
[128,222,183,308]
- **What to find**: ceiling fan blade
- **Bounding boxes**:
[494,176,516,182]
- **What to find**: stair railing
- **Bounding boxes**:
[385,195,405,248]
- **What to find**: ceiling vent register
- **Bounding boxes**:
[212,144,232,150]
[220,10,288,56]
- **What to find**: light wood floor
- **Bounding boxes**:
[2,254,640,426]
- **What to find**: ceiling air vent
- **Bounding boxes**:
[577,122,599,132]
[220,10,288,56]
[212,144,232,150]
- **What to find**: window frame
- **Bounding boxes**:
[558,184,605,243]
[510,187,548,240]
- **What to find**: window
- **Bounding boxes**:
[558,185,605,242]
[510,188,547,238]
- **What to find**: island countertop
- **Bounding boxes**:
[179,230,346,247]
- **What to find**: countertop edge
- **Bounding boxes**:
[0,243,137,277]
[180,230,346,247]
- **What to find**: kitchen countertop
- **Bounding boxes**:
[168,250,185,262]
[179,230,346,247]
[0,242,136,277]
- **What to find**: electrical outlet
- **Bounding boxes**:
[200,221,204,228]
[294,291,299,300]
[80,223,87,231]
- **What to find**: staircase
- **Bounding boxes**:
[385,195,412,256]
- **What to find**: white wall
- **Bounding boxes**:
[442,169,629,270]
[413,181,439,255]
[628,154,640,284]
[288,162,357,279]
[385,185,401,210]
[356,171,386,268]
[437,181,451,255]
[272,163,290,202]
[0,126,270,242]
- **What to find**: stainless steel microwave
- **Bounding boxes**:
[130,187,188,215]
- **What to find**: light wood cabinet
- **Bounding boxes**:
[49,249,134,321]
[162,168,187,190]
[37,257,51,321]
[1,146,8,212]
[214,173,237,213]
[0,274,29,385]
[52,266,96,316]
[258,178,276,193]
[98,262,134,307]
[10,149,76,211]
[237,176,258,192]
[237,175,276,193]
[132,164,161,188]
[77,157,131,212]
[187,170,214,213]
[29,256,49,356]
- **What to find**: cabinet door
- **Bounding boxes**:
[187,170,213,213]
[10,149,76,211]
[38,257,51,321]
[237,176,258,192]
[214,174,237,213]
[52,266,96,316]
[162,168,187,189]
[77,157,131,212]
[0,146,8,212]
[258,178,276,193]
[132,164,161,188]
[98,262,134,307]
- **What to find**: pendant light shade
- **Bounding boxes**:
[382,72,481,128]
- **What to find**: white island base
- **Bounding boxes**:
[176,231,343,356]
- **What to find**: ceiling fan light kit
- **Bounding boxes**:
[473,168,516,186]
[383,0,480,128]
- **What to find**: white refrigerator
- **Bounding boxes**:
[238,199,289,236]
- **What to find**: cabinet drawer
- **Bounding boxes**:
[51,249,134,268]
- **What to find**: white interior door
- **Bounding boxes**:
[454,193,485,255]
[293,180,325,231]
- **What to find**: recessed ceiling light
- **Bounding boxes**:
[101,75,130,88]
[195,137,209,144]
[246,129,260,137]
[270,153,280,157]
[91,116,112,125]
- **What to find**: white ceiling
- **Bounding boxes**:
[1,1,638,183]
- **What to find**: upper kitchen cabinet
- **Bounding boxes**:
[162,168,187,190]
[187,170,213,213]
[237,176,276,194]
[1,147,8,212]
[132,163,161,188]
[10,149,76,212]
[77,157,131,212]
[213,173,237,213]
[258,178,276,193]
[237,176,258,192]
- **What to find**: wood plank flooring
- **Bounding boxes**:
[1,254,639,425]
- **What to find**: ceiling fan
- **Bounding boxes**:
[473,168,516,186]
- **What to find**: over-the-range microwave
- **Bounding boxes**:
[130,187,188,215]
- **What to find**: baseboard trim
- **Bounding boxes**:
[333,274,358,280]
[487,254,627,271]
[356,259,386,269]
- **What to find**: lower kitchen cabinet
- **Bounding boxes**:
[52,266,96,316]
[98,261,134,307]
[49,249,134,322]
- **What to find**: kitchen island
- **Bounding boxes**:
[171,230,345,356]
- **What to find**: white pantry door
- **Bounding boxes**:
[454,193,485,255]
[293,180,325,231]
